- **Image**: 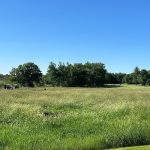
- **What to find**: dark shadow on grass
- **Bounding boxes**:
[64,84,122,88]
[104,84,122,88]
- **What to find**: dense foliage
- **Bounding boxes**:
[123,67,150,86]
[9,62,42,87]
[105,73,126,84]
[1,62,150,87]
[45,62,107,87]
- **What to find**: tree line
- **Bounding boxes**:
[0,62,150,87]
[123,67,150,86]
[44,62,106,87]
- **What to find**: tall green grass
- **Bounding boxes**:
[0,85,150,149]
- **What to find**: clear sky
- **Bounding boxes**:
[0,0,150,74]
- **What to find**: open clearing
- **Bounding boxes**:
[0,85,150,149]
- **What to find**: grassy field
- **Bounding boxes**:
[0,85,150,150]
[112,145,150,150]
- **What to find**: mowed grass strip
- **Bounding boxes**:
[0,85,150,150]
[112,145,150,150]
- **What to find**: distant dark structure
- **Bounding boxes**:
[43,111,60,117]
[43,112,55,117]
[4,84,16,90]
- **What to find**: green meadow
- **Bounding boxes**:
[0,85,150,150]
[112,145,150,150]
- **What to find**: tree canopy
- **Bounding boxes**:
[10,62,42,87]
[123,67,150,86]
[45,62,107,87]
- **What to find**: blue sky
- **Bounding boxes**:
[0,0,150,74]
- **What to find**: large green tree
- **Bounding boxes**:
[10,62,42,87]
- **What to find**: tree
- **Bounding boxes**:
[132,67,140,84]
[0,74,9,81]
[46,62,107,87]
[46,62,58,86]
[10,62,42,87]
[84,62,106,87]
[138,69,148,86]
[71,63,87,87]
[105,73,126,84]
[123,74,133,84]
[146,71,150,86]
